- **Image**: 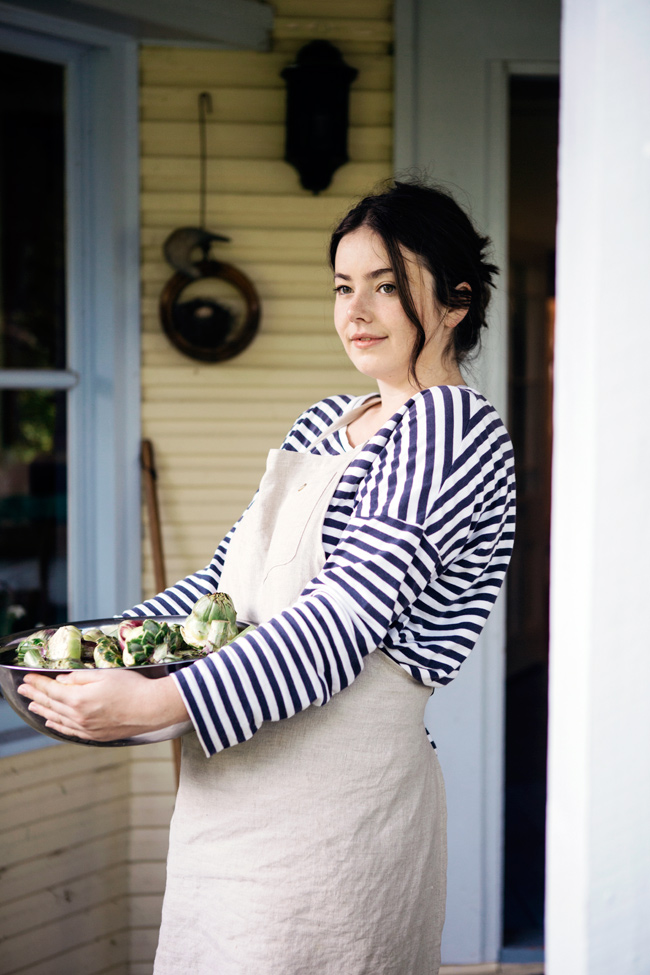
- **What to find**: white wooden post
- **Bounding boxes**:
[546,1,650,971]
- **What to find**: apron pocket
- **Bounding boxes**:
[262,473,337,577]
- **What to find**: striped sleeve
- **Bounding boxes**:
[172,386,516,757]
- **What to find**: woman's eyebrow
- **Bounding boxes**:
[334,267,393,281]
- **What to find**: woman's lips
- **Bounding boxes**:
[350,335,386,348]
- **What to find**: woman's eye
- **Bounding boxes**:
[379,283,396,294]
[333,285,352,295]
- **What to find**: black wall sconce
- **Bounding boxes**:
[281,40,358,194]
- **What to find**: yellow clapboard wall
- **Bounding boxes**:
[0,745,131,975]
[139,3,393,593]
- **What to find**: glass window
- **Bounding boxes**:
[0,53,67,634]
[0,51,66,372]
[0,388,67,630]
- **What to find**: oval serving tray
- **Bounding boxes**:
[0,615,246,747]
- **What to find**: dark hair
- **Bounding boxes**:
[329,180,498,385]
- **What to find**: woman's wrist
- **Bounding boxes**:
[147,674,190,730]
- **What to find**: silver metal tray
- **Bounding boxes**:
[0,615,241,747]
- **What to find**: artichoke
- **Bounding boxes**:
[81,627,105,643]
[117,620,149,666]
[118,618,188,667]
[15,630,53,665]
[46,625,82,662]
[22,645,48,668]
[11,597,246,672]
[182,593,238,650]
[93,635,124,668]
[117,619,145,651]
[44,657,86,670]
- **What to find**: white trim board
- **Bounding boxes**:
[0,0,272,48]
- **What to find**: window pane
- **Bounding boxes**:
[0,388,67,633]
[0,51,65,370]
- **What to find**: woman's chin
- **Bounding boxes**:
[344,351,403,384]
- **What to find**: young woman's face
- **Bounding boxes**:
[333,226,451,390]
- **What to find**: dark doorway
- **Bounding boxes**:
[503,75,559,957]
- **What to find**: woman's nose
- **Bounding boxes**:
[348,292,371,322]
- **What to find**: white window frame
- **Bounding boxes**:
[0,5,141,753]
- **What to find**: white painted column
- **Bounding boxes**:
[546,1,650,972]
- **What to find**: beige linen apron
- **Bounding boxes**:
[154,400,447,975]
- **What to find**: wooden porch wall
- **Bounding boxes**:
[131,2,394,972]
[0,744,131,974]
[139,0,392,593]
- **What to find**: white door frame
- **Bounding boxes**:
[0,3,141,621]
[394,0,560,962]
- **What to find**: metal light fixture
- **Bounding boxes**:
[281,41,358,194]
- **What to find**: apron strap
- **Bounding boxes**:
[311,394,381,448]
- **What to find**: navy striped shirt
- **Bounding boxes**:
[125,386,516,756]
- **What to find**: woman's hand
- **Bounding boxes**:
[17,670,189,741]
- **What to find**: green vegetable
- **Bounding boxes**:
[15,630,52,664]
[45,658,86,670]
[46,625,82,662]
[13,596,247,670]
[93,635,124,668]
[81,628,106,643]
[182,593,239,650]
[22,646,47,668]
[118,618,192,666]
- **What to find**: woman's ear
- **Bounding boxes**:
[443,282,471,329]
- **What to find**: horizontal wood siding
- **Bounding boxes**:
[139,4,392,601]
[0,744,131,975]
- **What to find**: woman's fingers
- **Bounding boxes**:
[18,669,188,741]
[18,670,125,739]
[18,675,99,736]
[43,719,94,740]
[31,701,94,738]
[18,673,85,719]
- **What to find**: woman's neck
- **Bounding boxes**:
[347,369,466,447]
[374,366,466,421]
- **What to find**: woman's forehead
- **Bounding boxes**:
[335,226,425,276]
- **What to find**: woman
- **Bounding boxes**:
[19,181,516,975]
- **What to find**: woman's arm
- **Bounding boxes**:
[17,399,360,739]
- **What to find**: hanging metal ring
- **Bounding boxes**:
[159,259,260,363]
